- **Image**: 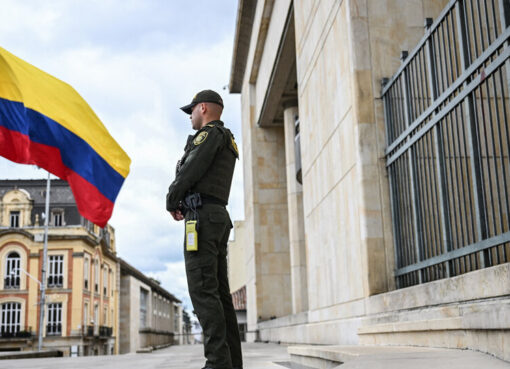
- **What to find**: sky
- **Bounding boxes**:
[0,0,244,313]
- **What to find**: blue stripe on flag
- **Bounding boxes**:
[0,97,124,203]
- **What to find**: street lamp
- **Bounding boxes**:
[12,268,44,351]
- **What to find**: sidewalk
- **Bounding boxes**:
[0,342,509,369]
[0,343,290,369]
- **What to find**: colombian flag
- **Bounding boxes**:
[0,47,131,227]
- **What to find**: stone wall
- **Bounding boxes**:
[118,275,152,353]
[118,275,131,354]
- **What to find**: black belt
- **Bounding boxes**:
[200,194,227,206]
[183,193,226,210]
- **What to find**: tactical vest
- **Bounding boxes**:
[190,125,238,204]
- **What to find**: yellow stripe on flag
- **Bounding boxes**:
[0,47,130,178]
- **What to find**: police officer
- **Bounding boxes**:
[166,90,243,369]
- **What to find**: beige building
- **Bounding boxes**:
[0,179,118,356]
[229,0,510,362]
[228,220,247,340]
[118,258,182,353]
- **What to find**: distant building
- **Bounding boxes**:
[118,258,182,353]
[228,221,247,341]
[0,179,118,356]
[181,309,193,345]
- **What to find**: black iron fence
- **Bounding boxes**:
[382,0,510,288]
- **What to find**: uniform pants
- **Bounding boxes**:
[184,204,243,369]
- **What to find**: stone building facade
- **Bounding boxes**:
[229,0,510,362]
[0,179,118,356]
[118,258,182,353]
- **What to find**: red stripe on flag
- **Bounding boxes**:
[0,126,113,227]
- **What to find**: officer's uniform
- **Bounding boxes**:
[166,91,242,369]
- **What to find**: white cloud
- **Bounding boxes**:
[0,0,61,44]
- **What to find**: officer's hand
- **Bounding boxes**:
[170,210,184,221]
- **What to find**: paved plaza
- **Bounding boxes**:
[0,343,291,369]
[1,343,509,369]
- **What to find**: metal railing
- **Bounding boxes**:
[0,327,32,339]
[47,275,63,288]
[99,326,113,337]
[4,276,20,289]
[382,0,510,288]
[46,323,62,336]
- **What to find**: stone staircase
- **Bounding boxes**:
[287,345,510,369]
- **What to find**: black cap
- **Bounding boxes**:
[180,89,224,114]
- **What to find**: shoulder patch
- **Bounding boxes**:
[230,136,239,157]
[193,131,208,145]
[205,123,215,128]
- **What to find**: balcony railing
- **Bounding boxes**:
[46,323,62,336]
[99,326,113,337]
[4,276,20,289]
[47,276,63,288]
[85,325,112,337]
[0,327,32,339]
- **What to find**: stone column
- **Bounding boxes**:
[283,102,308,313]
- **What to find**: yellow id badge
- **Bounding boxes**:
[186,220,198,251]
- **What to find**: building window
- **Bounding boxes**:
[174,306,179,329]
[1,302,21,336]
[46,303,62,336]
[52,210,63,226]
[110,269,114,297]
[4,252,20,289]
[94,259,99,293]
[140,288,148,328]
[103,266,108,296]
[47,255,64,288]
[84,302,89,326]
[84,257,89,289]
[94,304,99,333]
[103,306,108,326]
[9,211,20,228]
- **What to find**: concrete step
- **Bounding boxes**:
[287,345,510,369]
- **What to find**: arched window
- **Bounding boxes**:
[1,302,21,336]
[5,252,20,289]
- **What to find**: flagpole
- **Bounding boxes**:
[38,172,50,351]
